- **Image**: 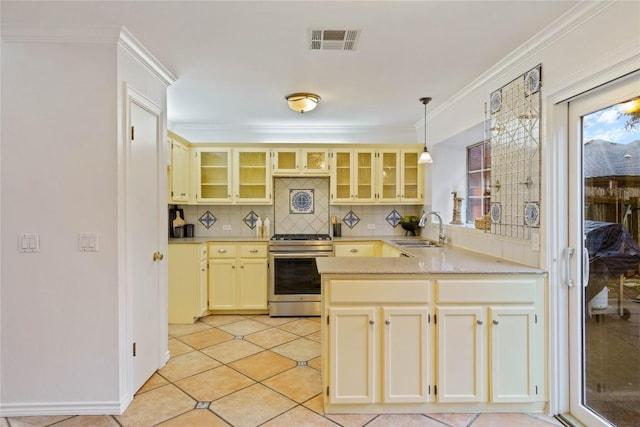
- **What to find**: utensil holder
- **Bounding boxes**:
[333,223,342,237]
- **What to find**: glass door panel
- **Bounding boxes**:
[568,76,640,427]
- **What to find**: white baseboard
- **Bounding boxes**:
[0,397,130,417]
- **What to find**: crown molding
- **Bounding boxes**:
[1,24,176,86]
[424,0,616,124]
[172,123,416,144]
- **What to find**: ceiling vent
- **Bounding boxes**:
[310,29,360,51]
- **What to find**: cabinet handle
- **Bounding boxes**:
[232,265,235,269]
[493,320,499,325]
[250,249,258,253]
[350,248,359,253]
[385,320,391,325]
[241,265,244,269]
[369,320,375,325]
[477,320,483,325]
[218,249,227,253]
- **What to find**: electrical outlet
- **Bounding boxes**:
[222,225,232,231]
[367,224,376,230]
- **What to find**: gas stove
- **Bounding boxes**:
[271,233,332,241]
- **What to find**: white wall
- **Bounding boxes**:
[1,41,121,408]
[421,1,640,267]
[0,28,173,415]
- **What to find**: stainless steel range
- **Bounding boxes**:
[268,234,333,316]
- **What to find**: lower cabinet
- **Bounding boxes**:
[325,279,431,405]
[435,278,543,404]
[333,241,381,257]
[168,244,208,323]
[208,242,268,310]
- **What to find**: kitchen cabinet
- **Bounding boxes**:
[325,279,431,405]
[333,241,381,257]
[378,149,423,204]
[168,244,208,323]
[330,149,376,204]
[435,278,542,404]
[272,148,329,175]
[169,138,190,203]
[234,148,271,204]
[208,242,268,311]
[194,147,232,203]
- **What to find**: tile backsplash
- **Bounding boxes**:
[175,201,423,238]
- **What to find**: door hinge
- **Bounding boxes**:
[133,342,136,357]
[434,314,437,324]
[535,314,538,324]
[326,386,330,396]
[326,315,330,325]
[130,126,135,141]
[535,385,538,395]
[428,313,431,324]
[434,385,437,395]
[428,385,431,394]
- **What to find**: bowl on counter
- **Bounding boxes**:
[399,217,420,236]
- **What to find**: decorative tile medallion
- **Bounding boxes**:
[490,203,502,224]
[343,210,360,229]
[490,89,502,113]
[199,210,217,229]
[523,202,540,227]
[289,189,314,214]
[385,209,403,228]
[243,210,259,229]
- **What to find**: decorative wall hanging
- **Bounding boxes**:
[489,64,542,239]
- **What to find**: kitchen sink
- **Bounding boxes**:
[390,239,441,248]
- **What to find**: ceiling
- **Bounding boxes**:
[2,1,579,142]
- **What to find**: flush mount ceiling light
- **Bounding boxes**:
[418,97,433,164]
[286,93,321,114]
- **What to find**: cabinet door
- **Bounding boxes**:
[331,150,353,203]
[437,306,485,402]
[208,259,236,309]
[401,150,422,203]
[328,307,376,404]
[272,149,299,175]
[378,150,400,202]
[489,306,537,403]
[170,140,190,202]
[196,148,232,202]
[354,150,376,202]
[302,149,329,174]
[238,258,268,309]
[234,148,271,203]
[199,259,208,315]
[382,307,430,403]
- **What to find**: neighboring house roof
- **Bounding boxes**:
[584,139,640,178]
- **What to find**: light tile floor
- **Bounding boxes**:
[2,314,564,427]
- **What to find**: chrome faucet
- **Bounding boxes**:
[419,211,446,245]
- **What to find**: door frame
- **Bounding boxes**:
[547,60,639,424]
[121,84,169,401]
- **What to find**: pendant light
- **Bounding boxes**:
[418,97,433,164]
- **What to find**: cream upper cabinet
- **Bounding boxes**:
[169,138,190,203]
[330,149,376,204]
[435,278,543,404]
[234,148,271,204]
[272,148,329,175]
[378,149,423,204]
[194,147,232,203]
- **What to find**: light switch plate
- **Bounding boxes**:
[19,233,39,253]
[79,232,99,252]
[222,225,232,231]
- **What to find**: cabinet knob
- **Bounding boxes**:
[369,320,375,325]
[385,320,391,325]
[350,248,359,253]
[250,249,258,253]
[477,320,483,325]
[493,320,499,325]
[218,249,227,253]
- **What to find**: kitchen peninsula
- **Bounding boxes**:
[316,239,547,415]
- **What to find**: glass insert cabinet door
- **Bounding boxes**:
[235,149,270,202]
[568,75,640,427]
[197,148,232,202]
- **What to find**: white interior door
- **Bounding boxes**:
[567,73,640,427]
[128,90,164,393]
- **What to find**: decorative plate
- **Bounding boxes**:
[289,189,314,214]
[525,66,541,96]
[490,90,502,114]
[490,202,502,224]
[524,202,540,227]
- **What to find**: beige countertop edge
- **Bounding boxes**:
[169,236,271,244]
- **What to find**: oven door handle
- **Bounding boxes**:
[270,252,331,257]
